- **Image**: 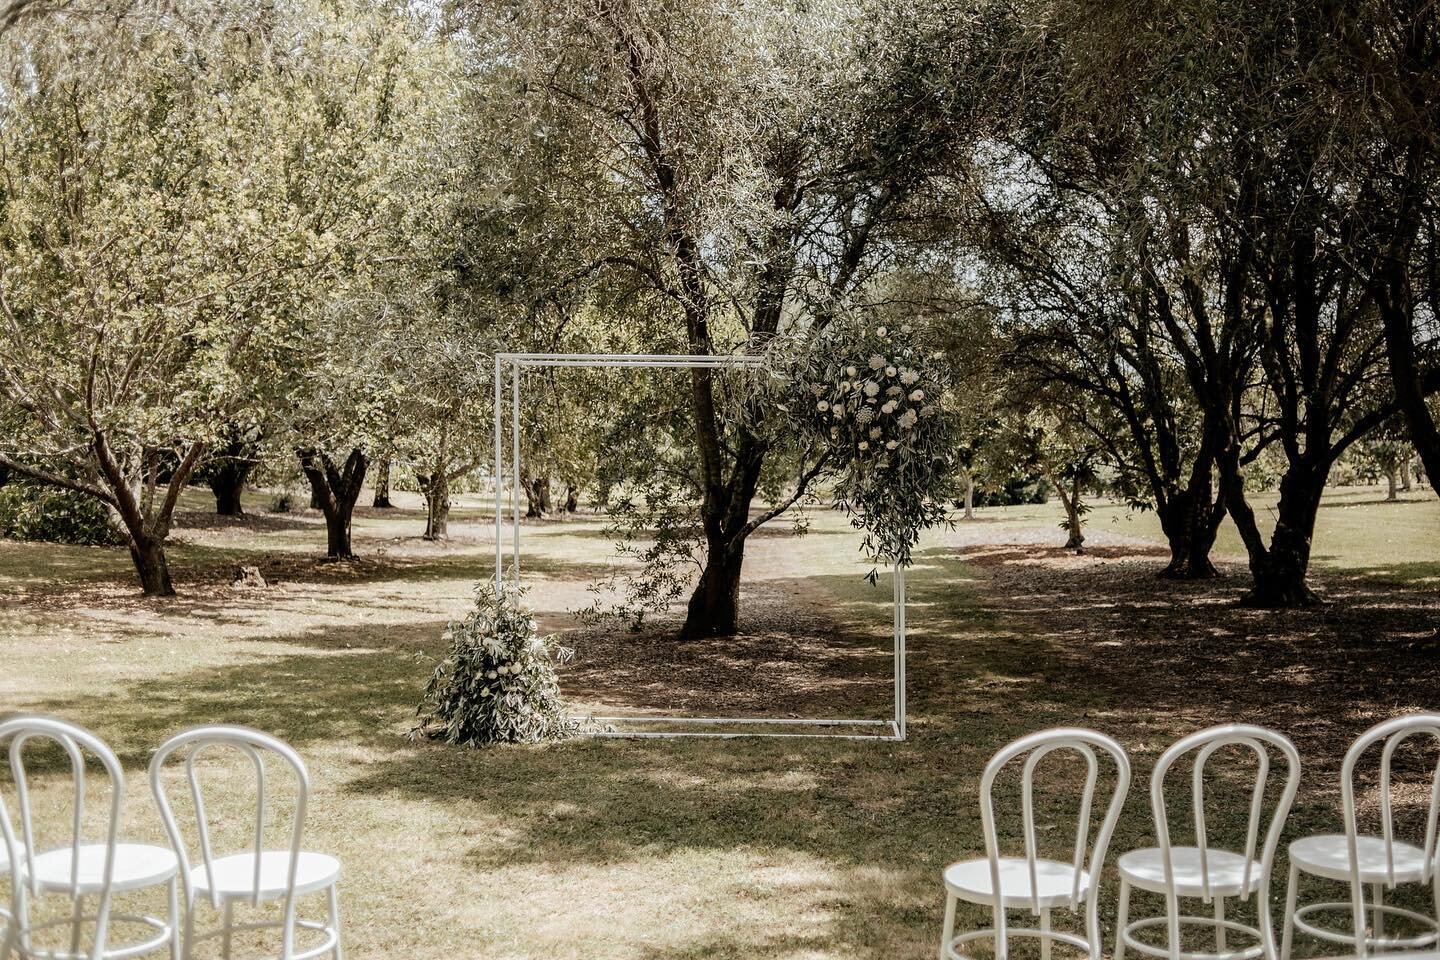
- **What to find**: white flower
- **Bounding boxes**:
[810,382,827,396]
[846,365,857,377]
[877,326,888,337]
[901,323,913,333]
[886,385,902,396]
[858,441,869,451]
[900,369,919,386]
[899,409,919,429]
[816,400,830,412]
[885,366,897,377]
[868,355,885,369]
[863,381,880,398]
[480,687,492,697]
[485,670,497,679]
[910,389,925,402]
[885,440,899,450]
[497,665,510,676]
[839,380,851,391]
[869,427,882,439]
[855,407,875,424]
[832,404,845,417]
[881,400,898,414]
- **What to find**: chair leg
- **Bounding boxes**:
[1281,862,1299,960]
[1040,907,1052,960]
[939,893,957,960]
[167,879,180,960]
[1115,880,1130,960]
[993,901,1009,960]
[69,894,85,960]
[1214,897,1227,954]
[221,900,233,960]
[328,884,344,960]
[182,897,196,960]
[1372,883,1384,943]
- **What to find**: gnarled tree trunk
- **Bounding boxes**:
[420,470,450,541]
[298,447,368,560]
[207,449,254,517]
[129,534,174,597]
[373,459,394,508]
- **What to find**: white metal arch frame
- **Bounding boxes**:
[491,352,907,741]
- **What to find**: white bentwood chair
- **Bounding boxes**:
[940,728,1132,960]
[1281,714,1440,960]
[0,715,179,960]
[1115,724,1301,960]
[149,726,342,960]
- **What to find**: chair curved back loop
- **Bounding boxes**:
[1337,713,1440,960]
[150,725,311,958]
[979,728,1132,917]
[1150,724,1300,960]
[0,715,126,960]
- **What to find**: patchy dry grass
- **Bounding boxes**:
[1,484,1438,959]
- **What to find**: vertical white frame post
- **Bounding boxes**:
[492,352,908,741]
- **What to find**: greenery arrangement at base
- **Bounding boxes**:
[0,483,123,546]
[413,584,579,746]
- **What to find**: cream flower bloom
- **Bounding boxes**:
[885,366,897,377]
[816,400,830,412]
[863,381,880,398]
[885,440,899,450]
[868,355,885,369]
[910,389,925,402]
[881,400,898,414]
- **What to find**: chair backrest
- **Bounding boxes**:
[149,725,311,951]
[0,715,126,960]
[979,727,1132,915]
[1338,713,1440,959]
[1149,724,1301,960]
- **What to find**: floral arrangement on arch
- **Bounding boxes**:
[774,319,957,579]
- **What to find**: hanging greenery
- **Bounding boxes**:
[770,319,958,580]
[412,584,579,746]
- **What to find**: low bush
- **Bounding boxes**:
[412,584,578,745]
[0,483,124,546]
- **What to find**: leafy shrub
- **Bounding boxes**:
[412,584,578,746]
[0,483,123,546]
[268,490,298,513]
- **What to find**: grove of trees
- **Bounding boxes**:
[1,0,1436,617]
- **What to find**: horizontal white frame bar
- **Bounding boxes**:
[583,721,902,741]
[581,715,888,726]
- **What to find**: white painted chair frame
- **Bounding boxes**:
[0,716,178,960]
[149,726,341,960]
[1116,725,1301,960]
[1280,714,1440,960]
[940,728,1132,960]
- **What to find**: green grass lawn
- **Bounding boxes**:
[1,483,1438,959]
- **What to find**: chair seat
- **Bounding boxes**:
[1119,846,1263,898]
[193,851,340,901]
[28,843,178,894]
[943,857,1091,909]
[1289,834,1431,884]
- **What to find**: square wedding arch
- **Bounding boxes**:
[491,352,907,741]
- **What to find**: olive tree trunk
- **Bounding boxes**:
[298,447,368,560]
